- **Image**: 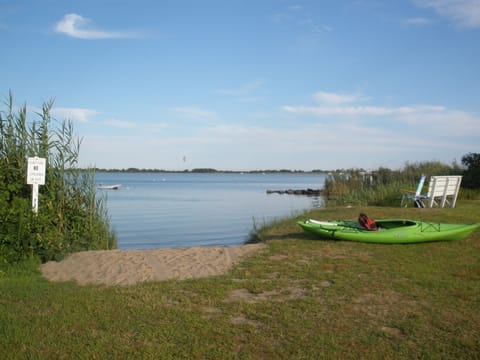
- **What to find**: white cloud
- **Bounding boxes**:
[78,118,471,170]
[52,107,99,122]
[414,0,480,28]
[282,104,419,116]
[397,107,480,135]
[54,13,139,39]
[282,91,480,136]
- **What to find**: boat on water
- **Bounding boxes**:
[97,184,121,190]
[298,218,480,244]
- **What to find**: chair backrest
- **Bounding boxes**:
[427,176,462,208]
[415,174,427,196]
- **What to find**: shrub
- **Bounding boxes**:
[0,92,116,263]
[323,160,473,207]
[461,152,480,189]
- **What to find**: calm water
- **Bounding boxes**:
[95,172,325,249]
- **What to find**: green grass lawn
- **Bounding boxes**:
[1,202,479,359]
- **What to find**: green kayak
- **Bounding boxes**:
[297,219,480,244]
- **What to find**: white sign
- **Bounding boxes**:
[27,157,46,213]
[27,157,46,185]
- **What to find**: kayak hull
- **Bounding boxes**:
[297,219,480,244]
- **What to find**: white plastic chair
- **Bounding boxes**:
[401,175,427,208]
[426,176,462,208]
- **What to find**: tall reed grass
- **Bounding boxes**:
[0,92,115,263]
[323,162,469,207]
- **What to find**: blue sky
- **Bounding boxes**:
[1,0,479,171]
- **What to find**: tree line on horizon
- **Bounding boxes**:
[85,167,328,174]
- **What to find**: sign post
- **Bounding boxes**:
[27,157,46,213]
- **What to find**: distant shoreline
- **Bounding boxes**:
[84,167,330,174]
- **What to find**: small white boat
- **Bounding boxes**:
[97,184,121,190]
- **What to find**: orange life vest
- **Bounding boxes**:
[358,213,378,231]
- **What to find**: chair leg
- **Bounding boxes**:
[414,199,425,208]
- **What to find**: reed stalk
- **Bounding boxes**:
[0,92,116,263]
[323,162,468,207]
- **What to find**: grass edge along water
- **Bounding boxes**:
[1,203,480,359]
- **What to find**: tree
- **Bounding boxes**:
[461,152,480,189]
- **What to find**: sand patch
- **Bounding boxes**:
[40,244,266,286]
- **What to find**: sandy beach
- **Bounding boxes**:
[40,244,266,286]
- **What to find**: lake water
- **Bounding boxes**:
[95,172,326,249]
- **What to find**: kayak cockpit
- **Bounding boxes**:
[375,220,418,230]
[336,219,418,231]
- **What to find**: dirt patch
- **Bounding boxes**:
[231,316,262,327]
[380,326,405,339]
[225,286,309,303]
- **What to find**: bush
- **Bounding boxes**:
[323,160,472,207]
[461,152,480,189]
[0,92,116,264]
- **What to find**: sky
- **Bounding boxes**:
[1,0,479,171]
